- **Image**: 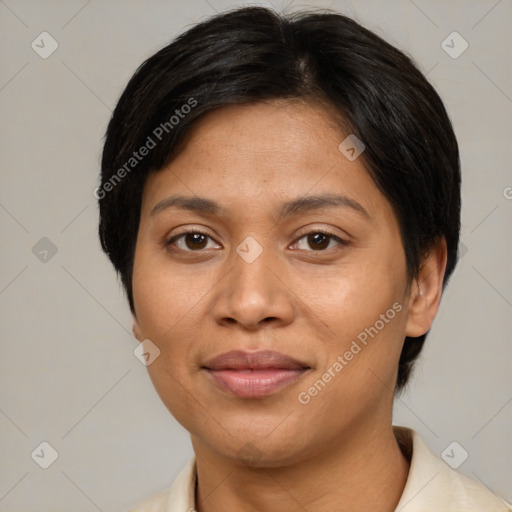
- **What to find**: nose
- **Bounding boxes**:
[211,240,296,331]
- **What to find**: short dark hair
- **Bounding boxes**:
[98,6,461,392]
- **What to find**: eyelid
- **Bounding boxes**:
[293,225,350,243]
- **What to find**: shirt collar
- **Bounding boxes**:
[151,426,510,512]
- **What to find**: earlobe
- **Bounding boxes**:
[405,237,448,338]
[132,318,143,342]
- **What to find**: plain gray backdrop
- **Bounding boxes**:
[1,0,511,510]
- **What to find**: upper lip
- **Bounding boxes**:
[202,350,311,371]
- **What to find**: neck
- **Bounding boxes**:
[192,423,410,512]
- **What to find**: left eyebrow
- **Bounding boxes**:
[276,193,370,221]
[150,193,370,220]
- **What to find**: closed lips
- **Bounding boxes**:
[202,349,311,371]
[202,350,311,398]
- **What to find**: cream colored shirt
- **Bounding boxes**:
[129,426,511,511]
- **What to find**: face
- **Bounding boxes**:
[132,99,415,467]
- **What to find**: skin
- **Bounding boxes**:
[131,99,447,512]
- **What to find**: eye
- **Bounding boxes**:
[165,229,348,254]
[165,231,221,252]
[292,230,348,252]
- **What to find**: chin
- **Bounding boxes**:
[198,427,313,468]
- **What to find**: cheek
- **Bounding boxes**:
[132,240,206,338]
[308,256,404,334]
[300,251,407,392]
[133,277,196,378]
[132,244,212,392]
[133,264,204,428]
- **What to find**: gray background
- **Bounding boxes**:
[0,0,511,510]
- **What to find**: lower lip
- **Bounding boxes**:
[204,368,308,398]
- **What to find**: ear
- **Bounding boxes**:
[132,317,143,342]
[405,237,448,338]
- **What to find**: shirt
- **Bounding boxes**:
[129,426,511,511]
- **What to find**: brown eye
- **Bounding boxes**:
[293,231,347,252]
[166,231,219,251]
[183,233,208,250]
[307,233,330,250]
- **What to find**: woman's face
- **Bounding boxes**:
[132,100,415,466]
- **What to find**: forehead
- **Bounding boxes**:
[140,100,390,223]
[170,99,350,174]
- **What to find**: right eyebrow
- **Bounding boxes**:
[150,195,221,217]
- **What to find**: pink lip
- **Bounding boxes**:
[202,350,311,398]
[205,368,308,398]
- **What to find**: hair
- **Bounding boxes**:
[98,6,461,392]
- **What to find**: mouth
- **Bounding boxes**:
[202,350,311,398]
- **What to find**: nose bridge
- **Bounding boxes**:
[211,232,295,329]
[233,233,276,292]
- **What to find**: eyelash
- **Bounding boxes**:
[164,228,349,253]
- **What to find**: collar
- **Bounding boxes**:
[132,426,511,511]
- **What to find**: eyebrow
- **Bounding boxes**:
[150,193,370,220]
